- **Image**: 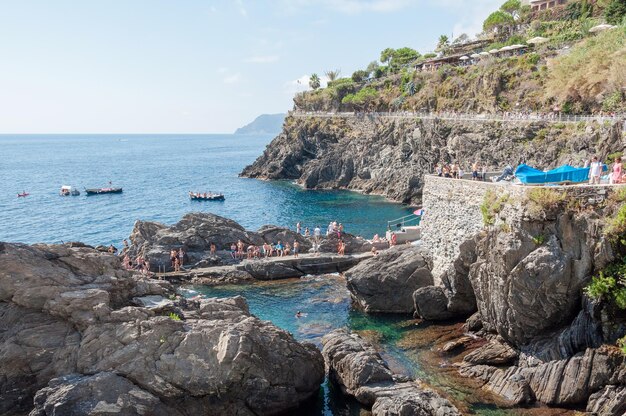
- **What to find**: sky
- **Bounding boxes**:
[0,0,502,133]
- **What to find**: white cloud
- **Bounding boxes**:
[223,73,242,84]
[216,67,229,74]
[244,55,280,63]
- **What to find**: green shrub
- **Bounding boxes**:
[481,190,510,225]
[605,203,626,238]
[585,258,626,310]
[585,272,616,300]
[526,188,567,219]
[169,312,181,321]
[532,234,546,245]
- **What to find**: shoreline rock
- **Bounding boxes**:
[321,329,460,415]
[0,242,325,415]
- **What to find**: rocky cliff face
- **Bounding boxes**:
[0,242,324,415]
[241,115,622,204]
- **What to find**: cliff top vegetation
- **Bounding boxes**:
[297,0,626,115]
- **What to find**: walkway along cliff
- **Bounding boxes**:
[346,175,626,413]
[241,113,623,204]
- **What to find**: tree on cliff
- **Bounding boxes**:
[341,87,379,111]
[436,35,450,52]
[309,73,321,90]
[380,47,420,72]
[500,0,522,18]
[605,0,626,24]
[483,10,515,37]
[325,70,341,82]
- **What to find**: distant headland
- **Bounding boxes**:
[234,113,286,135]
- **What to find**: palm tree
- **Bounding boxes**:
[436,35,450,52]
[309,73,321,90]
[325,69,341,82]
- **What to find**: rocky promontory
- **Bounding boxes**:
[127,212,374,272]
[0,242,324,415]
[241,114,622,204]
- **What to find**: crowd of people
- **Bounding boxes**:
[434,162,488,181]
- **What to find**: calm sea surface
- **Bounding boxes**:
[0,134,413,246]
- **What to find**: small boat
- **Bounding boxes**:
[60,185,80,196]
[189,191,225,201]
[85,187,123,195]
[17,191,29,198]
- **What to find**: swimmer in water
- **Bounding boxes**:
[295,311,303,318]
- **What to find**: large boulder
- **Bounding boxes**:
[469,211,611,347]
[0,242,325,415]
[127,213,265,270]
[345,246,433,313]
[321,329,460,415]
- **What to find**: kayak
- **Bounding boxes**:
[17,192,29,198]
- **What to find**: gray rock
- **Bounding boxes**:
[257,225,312,251]
[463,340,518,366]
[459,345,626,408]
[413,286,455,320]
[321,329,460,415]
[345,246,433,313]
[30,372,179,416]
[586,385,626,415]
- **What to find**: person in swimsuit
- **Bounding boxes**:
[293,240,300,258]
[611,157,622,184]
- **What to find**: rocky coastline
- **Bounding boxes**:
[4,181,626,415]
[241,114,623,204]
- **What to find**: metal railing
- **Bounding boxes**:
[387,213,421,230]
[291,110,625,125]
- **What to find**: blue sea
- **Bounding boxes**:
[0,134,413,246]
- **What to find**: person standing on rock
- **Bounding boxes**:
[170,249,178,270]
[589,156,602,185]
[304,227,310,237]
[472,162,479,181]
[314,225,321,242]
[210,242,216,256]
[178,248,185,269]
[296,222,301,235]
[293,240,300,258]
[611,157,622,184]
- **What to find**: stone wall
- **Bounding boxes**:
[420,175,614,283]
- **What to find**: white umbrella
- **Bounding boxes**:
[499,46,513,51]
[470,53,481,58]
[508,44,527,50]
[460,56,470,60]
[489,49,500,54]
[480,51,491,56]
[527,36,548,44]
[589,24,615,33]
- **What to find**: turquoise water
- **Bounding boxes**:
[184,277,576,416]
[0,134,413,246]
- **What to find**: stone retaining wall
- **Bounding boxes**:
[421,175,616,283]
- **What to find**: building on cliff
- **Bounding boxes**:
[524,0,569,11]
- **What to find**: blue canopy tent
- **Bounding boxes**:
[515,164,595,185]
